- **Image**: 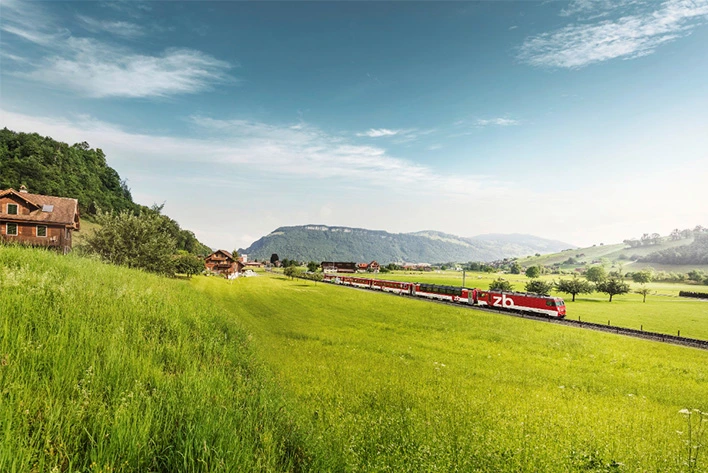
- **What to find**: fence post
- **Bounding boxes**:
[640,325,643,331]
[608,320,610,326]
[678,330,680,337]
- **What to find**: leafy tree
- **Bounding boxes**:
[509,261,522,274]
[84,211,176,275]
[307,261,319,272]
[632,269,653,284]
[585,265,607,283]
[555,275,594,302]
[283,266,300,280]
[270,253,279,264]
[489,278,513,292]
[688,270,705,282]
[525,279,554,295]
[525,265,541,278]
[174,253,204,278]
[636,286,652,303]
[596,276,630,302]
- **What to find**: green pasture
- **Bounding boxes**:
[195,273,708,472]
[0,247,312,472]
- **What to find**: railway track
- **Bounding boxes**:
[317,278,708,351]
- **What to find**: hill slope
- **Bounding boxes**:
[518,232,708,272]
[239,225,574,263]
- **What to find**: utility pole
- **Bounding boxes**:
[462,269,466,287]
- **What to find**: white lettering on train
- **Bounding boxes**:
[492,294,515,308]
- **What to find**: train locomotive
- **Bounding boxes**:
[323,274,566,318]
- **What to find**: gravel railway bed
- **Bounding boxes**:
[319,278,708,351]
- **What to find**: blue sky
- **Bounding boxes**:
[2,0,707,251]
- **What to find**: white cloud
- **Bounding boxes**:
[520,0,708,68]
[475,118,520,127]
[22,38,233,98]
[1,0,233,98]
[0,108,497,197]
[76,15,144,38]
[356,128,403,137]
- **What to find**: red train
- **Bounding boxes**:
[323,274,566,318]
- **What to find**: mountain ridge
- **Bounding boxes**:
[238,224,575,264]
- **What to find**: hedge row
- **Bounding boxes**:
[678,291,708,299]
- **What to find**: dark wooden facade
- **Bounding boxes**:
[205,250,244,277]
[321,261,357,273]
[0,187,80,254]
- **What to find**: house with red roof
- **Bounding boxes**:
[0,186,80,254]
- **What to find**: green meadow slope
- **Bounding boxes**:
[0,247,314,472]
[518,235,708,272]
[194,273,708,472]
[4,246,708,472]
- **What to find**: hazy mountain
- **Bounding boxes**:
[238,225,574,263]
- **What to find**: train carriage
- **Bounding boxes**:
[371,278,414,295]
[476,290,566,317]
[413,283,476,304]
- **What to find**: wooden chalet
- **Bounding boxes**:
[205,249,244,277]
[321,261,357,273]
[368,261,380,272]
[0,186,80,254]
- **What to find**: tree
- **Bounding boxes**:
[585,265,607,283]
[283,266,300,280]
[632,269,653,284]
[596,276,630,302]
[555,275,594,302]
[525,265,541,278]
[174,253,204,278]
[489,278,513,292]
[84,210,176,275]
[270,253,279,265]
[636,286,652,303]
[509,261,522,274]
[688,270,705,282]
[307,261,319,272]
[525,279,554,295]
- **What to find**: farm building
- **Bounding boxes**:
[356,261,381,273]
[205,249,244,277]
[321,261,357,273]
[0,186,80,254]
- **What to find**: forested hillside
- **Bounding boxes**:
[239,225,573,263]
[642,234,708,265]
[0,128,211,254]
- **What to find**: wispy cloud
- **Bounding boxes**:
[76,15,144,38]
[1,0,234,98]
[475,118,520,127]
[1,108,501,197]
[520,0,708,68]
[356,128,403,138]
[22,38,233,98]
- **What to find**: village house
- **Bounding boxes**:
[0,186,80,254]
[356,261,381,273]
[321,261,357,273]
[205,249,244,277]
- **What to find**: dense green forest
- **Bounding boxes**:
[239,225,572,264]
[643,233,708,265]
[0,128,211,255]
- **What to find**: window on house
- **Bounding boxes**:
[6,223,18,236]
[7,204,18,215]
[37,225,47,237]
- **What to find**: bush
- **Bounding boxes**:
[83,210,176,275]
[525,279,554,295]
[489,278,513,292]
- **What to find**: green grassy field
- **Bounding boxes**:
[195,273,708,472]
[4,247,708,472]
[0,247,314,472]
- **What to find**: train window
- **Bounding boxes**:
[546,300,554,307]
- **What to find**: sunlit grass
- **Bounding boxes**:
[0,247,314,472]
[195,273,708,472]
